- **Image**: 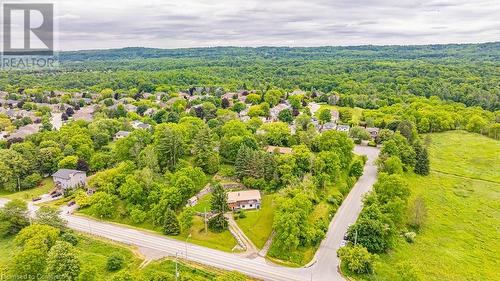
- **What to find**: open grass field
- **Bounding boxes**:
[365,131,500,281]
[427,131,500,183]
[235,194,276,248]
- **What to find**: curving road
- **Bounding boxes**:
[1,145,379,281]
[311,145,380,280]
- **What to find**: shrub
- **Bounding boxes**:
[404,231,416,243]
[381,156,404,174]
[129,208,147,224]
[106,254,124,271]
[208,213,228,232]
[237,210,246,219]
[327,193,344,207]
[21,173,42,189]
[338,245,375,274]
[349,159,364,178]
[61,232,79,246]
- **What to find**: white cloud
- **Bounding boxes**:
[17,0,500,50]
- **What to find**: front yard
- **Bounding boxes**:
[235,194,276,249]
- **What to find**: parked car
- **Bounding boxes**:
[32,197,42,202]
[67,201,76,207]
[49,189,60,196]
[340,239,348,248]
[51,192,62,198]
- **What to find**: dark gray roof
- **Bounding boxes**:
[52,169,85,180]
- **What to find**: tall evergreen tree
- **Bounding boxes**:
[193,126,219,174]
[163,208,180,235]
[209,183,229,232]
[154,124,184,172]
[414,142,430,175]
[235,146,252,179]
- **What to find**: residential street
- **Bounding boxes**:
[311,145,380,281]
[1,145,379,281]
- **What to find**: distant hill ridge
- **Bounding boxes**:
[59,42,500,61]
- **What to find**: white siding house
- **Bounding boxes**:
[227,190,262,210]
[52,169,87,190]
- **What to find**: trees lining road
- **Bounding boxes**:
[0,145,379,281]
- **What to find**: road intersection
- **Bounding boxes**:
[1,145,379,281]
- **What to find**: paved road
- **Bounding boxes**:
[0,198,8,208]
[1,145,379,281]
[311,145,380,281]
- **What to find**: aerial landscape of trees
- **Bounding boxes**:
[0,43,498,280]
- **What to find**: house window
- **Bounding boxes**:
[250,204,253,207]
[242,205,245,208]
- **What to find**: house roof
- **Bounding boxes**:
[7,124,41,140]
[115,130,131,137]
[337,124,350,131]
[52,169,86,180]
[227,190,261,203]
[265,145,293,154]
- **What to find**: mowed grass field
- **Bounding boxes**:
[371,131,500,281]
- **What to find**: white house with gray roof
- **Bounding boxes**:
[52,169,86,190]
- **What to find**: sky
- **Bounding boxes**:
[10,0,500,50]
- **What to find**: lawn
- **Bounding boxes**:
[363,131,500,281]
[178,216,238,252]
[78,200,238,253]
[0,233,229,280]
[235,194,276,248]
[0,177,54,200]
[192,193,212,213]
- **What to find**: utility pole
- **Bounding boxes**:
[175,252,179,281]
[204,207,207,234]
